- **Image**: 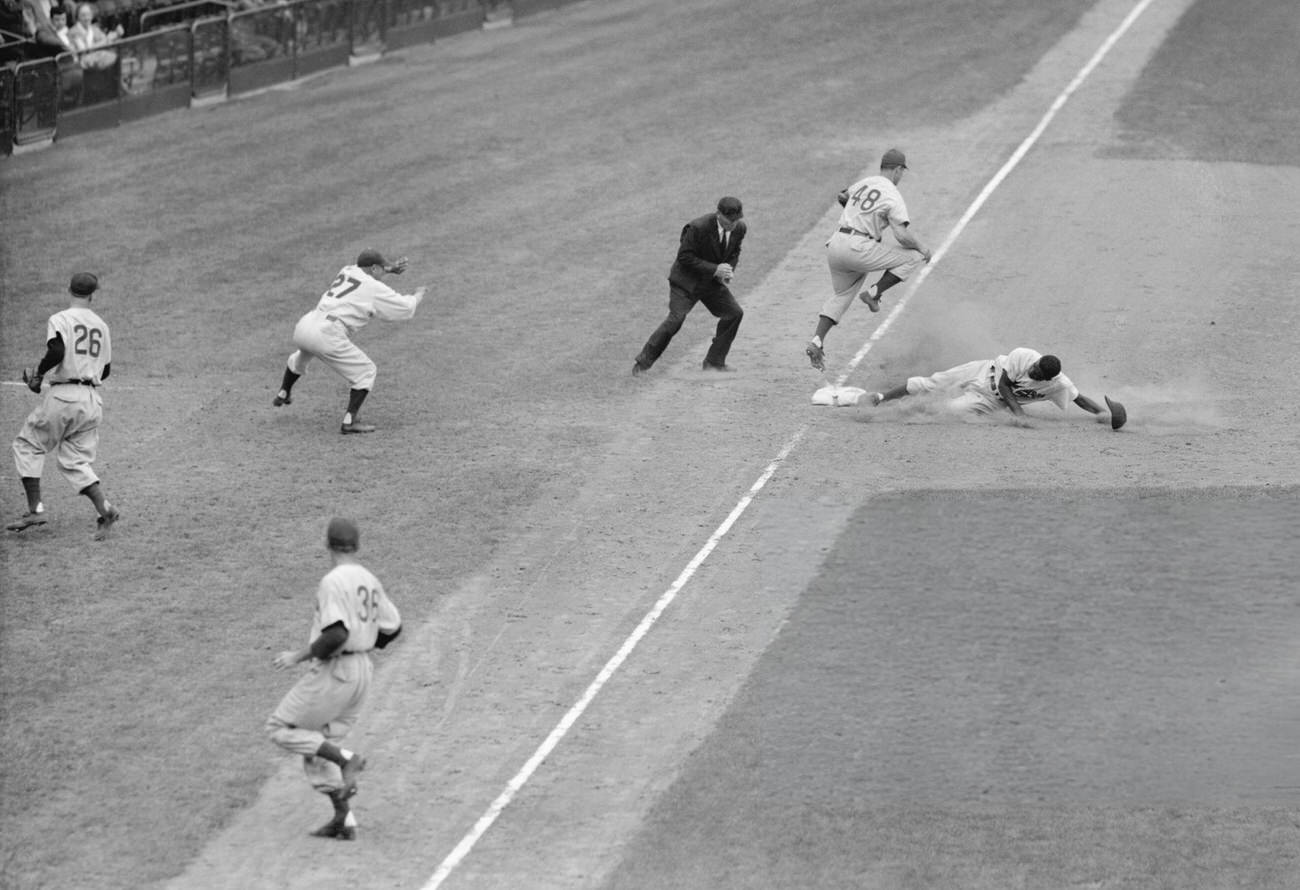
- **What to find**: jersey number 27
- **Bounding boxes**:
[324,275,362,300]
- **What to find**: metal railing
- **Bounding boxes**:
[2,0,576,154]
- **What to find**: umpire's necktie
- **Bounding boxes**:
[721,230,729,256]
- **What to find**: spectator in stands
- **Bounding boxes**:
[48,4,75,50]
[20,0,62,55]
[69,1,121,67]
[20,0,77,65]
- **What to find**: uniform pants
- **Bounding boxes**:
[11,385,102,491]
[267,652,372,793]
[820,231,927,323]
[636,283,744,369]
[906,360,1002,415]
[287,312,378,390]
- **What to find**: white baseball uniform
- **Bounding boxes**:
[286,265,422,390]
[821,174,928,322]
[12,305,113,491]
[267,560,401,793]
[906,347,1079,415]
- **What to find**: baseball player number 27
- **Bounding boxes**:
[355,586,381,622]
[324,275,362,300]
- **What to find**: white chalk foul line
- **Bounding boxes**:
[420,430,807,890]
[422,1,1153,885]
[843,0,1158,381]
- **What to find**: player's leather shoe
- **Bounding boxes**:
[6,510,47,532]
[310,820,356,841]
[339,754,367,798]
[631,362,645,376]
[805,341,825,372]
[869,392,884,407]
[272,392,292,407]
[93,505,120,541]
[340,422,376,434]
[701,361,735,372]
[860,286,881,313]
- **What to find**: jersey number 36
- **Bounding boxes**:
[355,586,381,622]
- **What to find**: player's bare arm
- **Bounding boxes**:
[273,648,311,670]
[1074,394,1106,416]
[273,622,348,669]
[890,220,931,261]
[998,371,1031,425]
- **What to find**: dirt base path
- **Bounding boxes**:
[159,0,1300,887]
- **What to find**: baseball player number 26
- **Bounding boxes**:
[74,325,105,356]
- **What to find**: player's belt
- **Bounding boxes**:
[837,226,880,241]
[52,379,97,387]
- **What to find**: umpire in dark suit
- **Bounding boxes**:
[634,196,747,374]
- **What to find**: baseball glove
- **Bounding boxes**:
[21,368,42,394]
[1104,396,1127,430]
[384,256,409,275]
[836,189,849,207]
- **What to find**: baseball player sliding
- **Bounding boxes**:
[272,250,428,434]
[805,148,932,372]
[862,347,1125,428]
[266,518,402,841]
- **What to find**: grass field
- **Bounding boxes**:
[3,0,1299,887]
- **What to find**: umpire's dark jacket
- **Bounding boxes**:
[668,213,747,297]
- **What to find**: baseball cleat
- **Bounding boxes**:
[273,392,292,407]
[870,392,884,407]
[6,511,48,532]
[340,422,376,434]
[631,362,645,376]
[310,820,356,841]
[93,506,120,541]
[860,287,881,313]
[805,342,825,372]
[339,754,366,797]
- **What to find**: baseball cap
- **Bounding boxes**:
[880,148,908,169]
[69,272,99,297]
[326,517,360,553]
[716,196,743,220]
[355,249,388,268]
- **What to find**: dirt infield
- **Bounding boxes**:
[2,0,1298,887]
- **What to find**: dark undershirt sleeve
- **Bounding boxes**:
[308,623,348,660]
[35,335,65,376]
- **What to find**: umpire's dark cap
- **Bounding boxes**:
[327,517,360,553]
[880,148,908,169]
[716,197,743,220]
[69,272,99,297]
[355,249,388,269]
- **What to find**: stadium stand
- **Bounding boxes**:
[3,0,579,154]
